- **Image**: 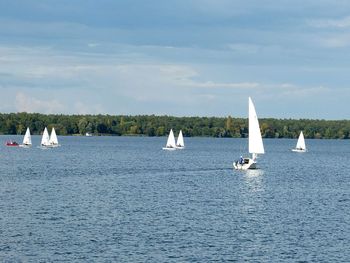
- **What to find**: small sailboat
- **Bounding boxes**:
[234,97,265,170]
[19,127,32,147]
[41,127,51,147]
[176,130,185,149]
[292,131,306,152]
[163,129,177,150]
[49,127,60,147]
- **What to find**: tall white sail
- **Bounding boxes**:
[296,131,306,150]
[22,127,32,145]
[248,97,264,155]
[41,127,50,146]
[49,127,59,145]
[166,129,176,148]
[176,130,185,147]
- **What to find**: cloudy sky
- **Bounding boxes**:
[1,0,350,119]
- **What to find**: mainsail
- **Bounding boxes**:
[49,127,59,145]
[176,130,185,147]
[248,97,265,156]
[296,131,306,150]
[166,129,176,148]
[22,127,32,145]
[41,127,50,146]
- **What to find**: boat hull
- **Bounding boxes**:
[233,158,257,170]
[19,144,32,148]
[6,142,19,147]
[162,147,176,150]
[39,143,61,149]
[292,148,306,152]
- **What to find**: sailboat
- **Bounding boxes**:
[234,97,265,170]
[19,127,32,147]
[41,127,51,147]
[163,129,177,150]
[49,127,60,147]
[176,130,185,149]
[292,131,306,152]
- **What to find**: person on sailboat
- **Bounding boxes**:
[239,156,244,164]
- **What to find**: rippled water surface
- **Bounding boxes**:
[1,136,350,262]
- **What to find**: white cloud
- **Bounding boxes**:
[15,92,64,113]
[308,16,350,28]
[74,101,104,114]
[185,81,259,89]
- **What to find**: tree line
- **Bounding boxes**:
[0,112,350,139]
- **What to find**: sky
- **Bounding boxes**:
[1,0,350,119]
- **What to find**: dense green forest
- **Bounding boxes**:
[0,113,350,139]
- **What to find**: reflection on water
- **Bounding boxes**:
[244,169,265,193]
[245,169,264,178]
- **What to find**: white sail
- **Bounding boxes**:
[165,129,176,148]
[49,127,59,145]
[176,130,185,147]
[248,97,264,155]
[41,127,50,146]
[22,127,32,145]
[295,131,306,150]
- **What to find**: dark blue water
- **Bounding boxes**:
[1,136,350,262]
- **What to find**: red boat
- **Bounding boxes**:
[6,141,19,147]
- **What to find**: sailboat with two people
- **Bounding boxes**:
[234,97,265,170]
[176,130,185,149]
[163,129,177,150]
[292,131,306,152]
[19,127,32,147]
[49,127,60,147]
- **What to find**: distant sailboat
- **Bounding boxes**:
[176,130,185,149]
[19,127,32,147]
[163,129,177,150]
[49,127,60,147]
[41,127,50,147]
[234,97,265,170]
[292,131,306,152]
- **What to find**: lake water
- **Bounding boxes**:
[0,136,350,262]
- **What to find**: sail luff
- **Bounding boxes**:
[248,97,264,155]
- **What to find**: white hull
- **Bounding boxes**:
[162,147,176,151]
[292,148,306,152]
[233,158,257,170]
[39,144,61,149]
[176,146,185,150]
[47,144,61,148]
[19,144,31,148]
